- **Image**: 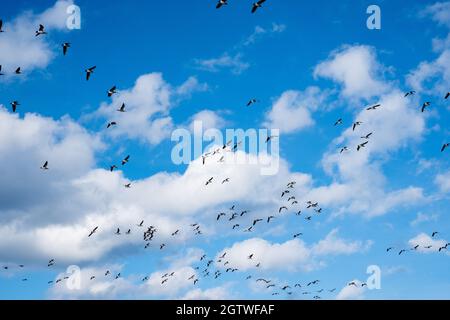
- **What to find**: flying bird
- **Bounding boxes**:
[352,121,362,131]
[246,98,258,106]
[15,67,21,74]
[206,177,214,186]
[85,66,96,81]
[0,20,4,33]
[421,102,431,112]
[366,104,381,111]
[340,146,348,153]
[334,118,343,126]
[124,183,131,188]
[40,161,49,170]
[117,103,126,112]
[62,42,70,55]
[441,143,449,152]
[35,24,47,36]
[107,121,117,128]
[110,165,118,172]
[445,92,450,99]
[279,206,288,213]
[251,0,266,13]
[10,101,20,112]
[267,216,275,223]
[216,0,228,9]
[121,155,130,165]
[357,141,369,151]
[107,86,117,97]
[361,132,373,139]
[432,231,439,238]
[0,65,3,76]
[404,91,416,97]
[88,226,98,237]
[265,135,278,143]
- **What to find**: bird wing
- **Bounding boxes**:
[258,0,266,4]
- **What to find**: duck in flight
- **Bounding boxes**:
[246,98,258,106]
[107,86,117,97]
[357,141,369,151]
[441,143,449,152]
[62,43,70,56]
[251,0,266,13]
[352,121,362,131]
[216,0,228,9]
[15,67,21,74]
[421,102,431,113]
[404,91,416,97]
[206,177,214,186]
[366,104,381,111]
[88,226,98,237]
[107,121,117,129]
[10,101,20,112]
[40,161,49,170]
[334,118,343,126]
[85,66,96,81]
[117,103,126,112]
[121,155,130,165]
[361,132,373,139]
[35,24,47,37]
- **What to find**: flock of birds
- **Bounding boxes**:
[1,2,449,300]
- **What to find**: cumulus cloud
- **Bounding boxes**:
[408,233,449,254]
[0,0,76,76]
[263,87,328,133]
[314,45,389,100]
[189,110,227,133]
[435,170,450,193]
[94,73,206,145]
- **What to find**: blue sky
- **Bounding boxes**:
[0,0,449,300]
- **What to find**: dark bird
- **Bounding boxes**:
[352,121,362,131]
[10,101,20,112]
[279,206,288,213]
[366,104,381,111]
[244,226,253,232]
[217,212,226,221]
[361,132,373,139]
[88,226,98,237]
[240,210,249,216]
[348,281,357,287]
[357,141,369,151]
[246,98,258,106]
[334,118,343,126]
[404,91,416,97]
[124,183,131,188]
[441,143,449,152]
[85,66,96,81]
[281,190,290,197]
[90,276,96,281]
[216,0,228,9]
[115,228,121,235]
[340,146,348,153]
[121,155,130,165]
[267,216,275,223]
[15,67,21,74]
[445,92,450,99]
[0,19,3,33]
[251,0,266,13]
[62,42,70,55]
[160,243,166,250]
[0,65,3,76]
[432,231,439,238]
[138,220,144,227]
[421,102,431,112]
[117,103,126,112]
[206,177,214,186]
[232,224,240,229]
[106,121,117,129]
[110,165,118,172]
[171,229,179,236]
[40,161,49,170]
[252,219,263,226]
[265,135,278,143]
[386,247,394,252]
[107,86,117,97]
[126,229,131,235]
[399,249,407,255]
[35,24,47,36]
[293,233,303,238]
[248,254,254,260]
[222,178,230,184]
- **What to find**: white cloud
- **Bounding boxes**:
[314,45,389,99]
[189,110,227,133]
[0,0,75,76]
[410,212,439,227]
[94,73,205,145]
[181,286,231,300]
[311,229,372,256]
[423,2,450,28]
[435,171,450,193]
[243,23,286,46]
[336,280,366,300]
[194,53,250,75]
[263,87,327,133]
